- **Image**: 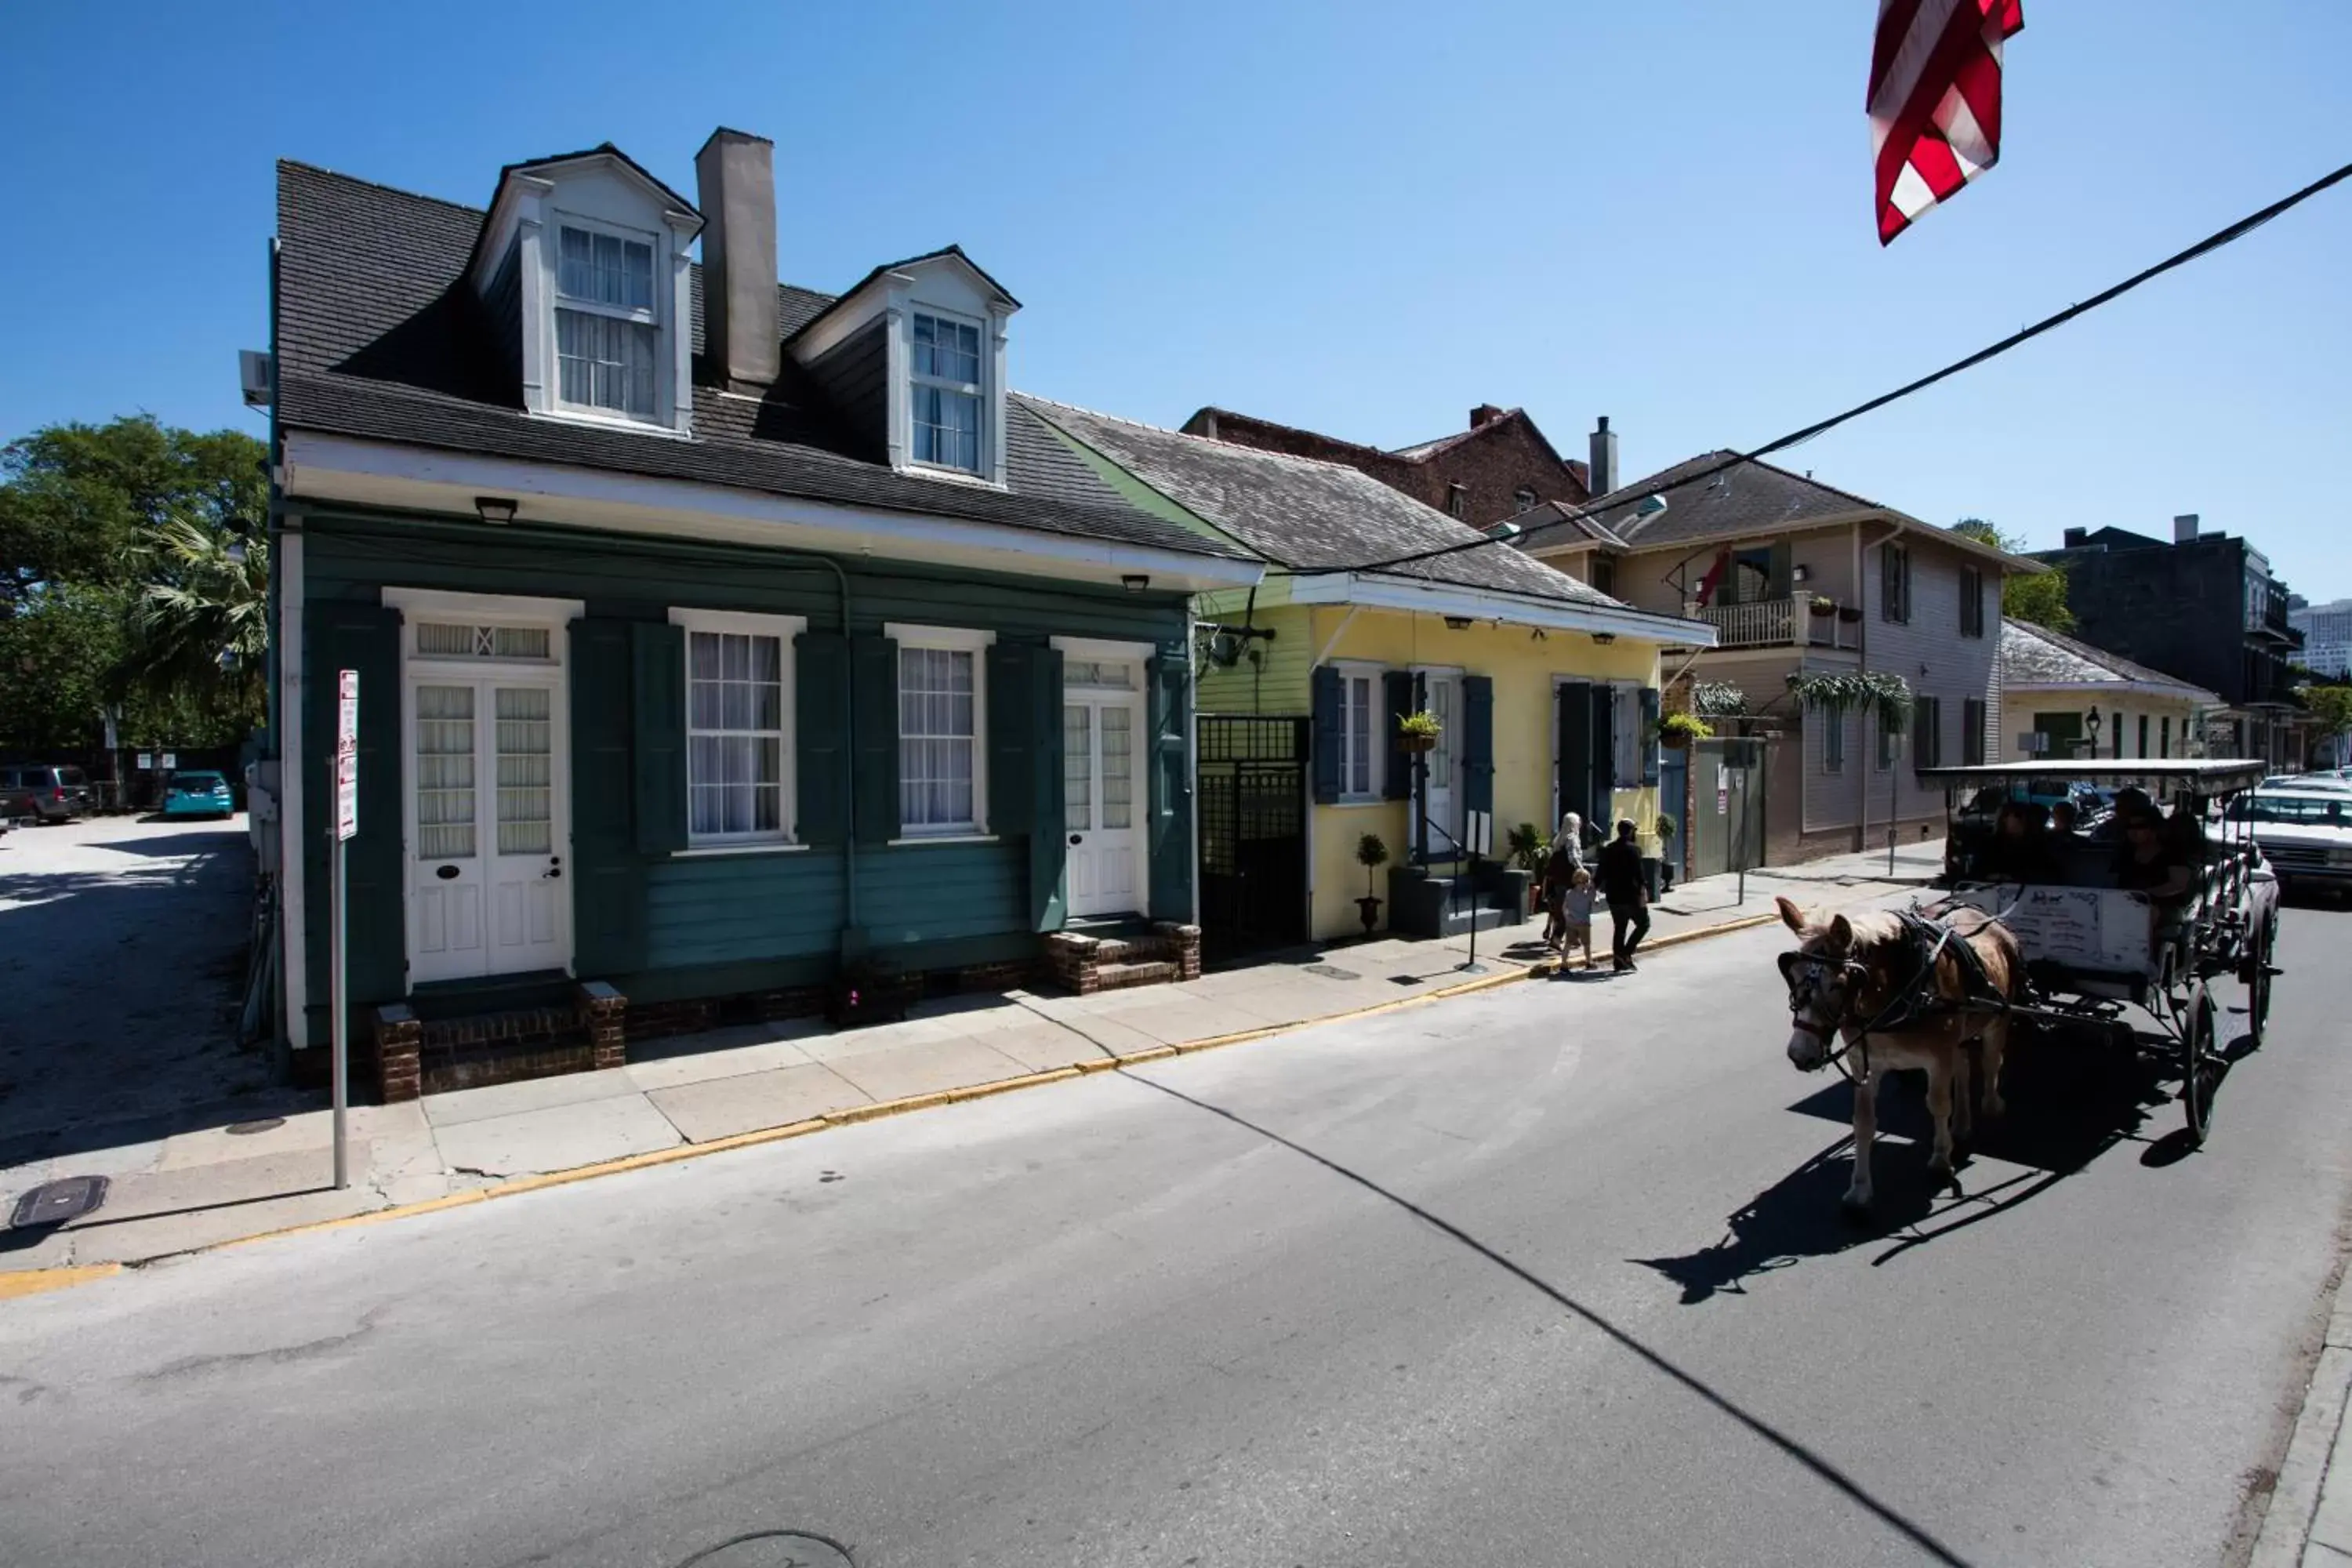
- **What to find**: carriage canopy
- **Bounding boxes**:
[1915,759,2271,797]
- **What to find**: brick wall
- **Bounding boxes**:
[1189,408,1588,530]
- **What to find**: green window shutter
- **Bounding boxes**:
[851,633,899,845]
[1310,665,1342,804]
[1640,687,1662,786]
[570,618,646,975]
[1148,652,1192,919]
[795,630,851,846]
[986,640,1037,839]
[1555,681,1592,833]
[304,602,404,1006]
[1029,644,1066,931]
[630,621,687,855]
[1767,540,1793,600]
[1461,674,1494,818]
[1382,670,1414,800]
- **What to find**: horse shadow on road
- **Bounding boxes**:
[1634,1029,2175,1303]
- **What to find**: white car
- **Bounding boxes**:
[2227,788,2352,895]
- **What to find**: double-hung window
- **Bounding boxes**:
[672,610,803,848]
[910,312,984,474]
[1333,665,1381,802]
[554,221,659,421]
[1881,541,1912,623]
[894,626,993,834]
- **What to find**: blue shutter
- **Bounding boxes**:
[795,630,850,845]
[1555,681,1591,833]
[1640,687,1662,786]
[1462,674,1494,819]
[1310,665,1342,804]
[1590,684,1617,824]
[1383,670,1414,801]
[850,634,899,845]
[572,618,645,976]
[630,621,687,855]
[985,640,1036,840]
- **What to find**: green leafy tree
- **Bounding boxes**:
[1952,517,2074,633]
[2301,683,2352,746]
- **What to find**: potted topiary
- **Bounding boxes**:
[1654,813,1679,893]
[1355,833,1388,933]
[1397,710,1441,753]
[1505,822,1548,913]
[1657,712,1712,750]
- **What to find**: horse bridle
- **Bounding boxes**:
[1778,949,1866,1051]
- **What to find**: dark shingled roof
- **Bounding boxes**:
[1999,621,2220,702]
[1021,397,1628,610]
[273,161,1244,562]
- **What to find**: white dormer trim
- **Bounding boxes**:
[470,154,702,441]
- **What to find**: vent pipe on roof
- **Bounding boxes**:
[1588,416,1617,498]
[695,129,779,389]
[2173,513,2200,545]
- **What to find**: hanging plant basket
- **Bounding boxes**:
[1837,605,1864,624]
[1399,733,1437,754]
[1807,597,1837,618]
[1396,710,1442,753]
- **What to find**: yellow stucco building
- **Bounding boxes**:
[1022,396,1715,951]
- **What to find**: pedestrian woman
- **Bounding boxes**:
[1540,825,1581,949]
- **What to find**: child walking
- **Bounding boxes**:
[1559,867,1598,967]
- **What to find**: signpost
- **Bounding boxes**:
[332,670,358,1191]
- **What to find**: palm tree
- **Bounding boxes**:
[118,512,268,729]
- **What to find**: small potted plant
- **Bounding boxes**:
[1806,593,1837,618]
[1397,710,1442,753]
[1654,813,1679,893]
[1657,712,1712,750]
[1355,833,1389,933]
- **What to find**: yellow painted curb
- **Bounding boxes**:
[0,1263,122,1300]
[2,902,1794,1299]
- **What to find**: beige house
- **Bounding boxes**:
[1527,452,2042,866]
[1998,620,2219,763]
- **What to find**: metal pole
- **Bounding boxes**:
[1733,745,1748,907]
[330,828,348,1190]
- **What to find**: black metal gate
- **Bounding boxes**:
[1197,717,1308,961]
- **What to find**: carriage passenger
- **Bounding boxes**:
[1981,801,2060,884]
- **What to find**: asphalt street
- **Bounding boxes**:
[5,894,2349,1568]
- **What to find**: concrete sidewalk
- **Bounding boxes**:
[1,840,1936,1280]
[2252,1276,2352,1567]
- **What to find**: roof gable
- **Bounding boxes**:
[1999,620,2221,702]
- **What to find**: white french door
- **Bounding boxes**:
[1062,673,1145,920]
[1421,671,1462,857]
[406,672,570,985]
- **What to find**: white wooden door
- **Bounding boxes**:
[1062,684,1144,919]
[408,675,568,983]
[1423,673,1461,856]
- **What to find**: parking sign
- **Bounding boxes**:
[336,670,359,841]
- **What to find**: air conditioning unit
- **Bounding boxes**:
[238,350,272,408]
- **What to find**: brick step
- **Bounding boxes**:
[1091,935,1182,967]
[418,1005,594,1095]
[1091,960,1178,991]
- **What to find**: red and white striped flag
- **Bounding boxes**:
[1869,0,2024,245]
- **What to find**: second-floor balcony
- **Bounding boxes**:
[1692,596,1861,652]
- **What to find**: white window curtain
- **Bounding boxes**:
[685,630,785,842]
[899,646,978,829]
[555,224,657,419]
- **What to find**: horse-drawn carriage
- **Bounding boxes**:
[1776,760,2279,1212]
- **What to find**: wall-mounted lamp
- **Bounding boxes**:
[1121,573,1150,594]
[1444,615,1472,630]
[474,495,518,526]
[1591,632,1617,646]
[1791,564,1811,585]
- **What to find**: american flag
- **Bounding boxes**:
[1869,0,2025,245]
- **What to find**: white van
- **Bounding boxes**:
[2226,788,2352,895]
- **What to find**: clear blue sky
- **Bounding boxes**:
[5,1,2346,594]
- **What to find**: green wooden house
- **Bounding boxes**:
[261,132,1258,1090]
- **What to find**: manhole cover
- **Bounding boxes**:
[10,1174,107,1229]
[227,1117,286,1136]
[1302,964,1359,982]
[675,1532,855,1567]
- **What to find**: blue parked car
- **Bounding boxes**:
[162,770,235,819]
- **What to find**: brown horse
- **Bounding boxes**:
[1774,897,2024,1212]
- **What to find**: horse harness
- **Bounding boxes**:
[1780,909,2006,1076]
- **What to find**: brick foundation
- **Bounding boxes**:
[578,981,626,1071]
[372,1004,422,1104]
[625,985,828,1045]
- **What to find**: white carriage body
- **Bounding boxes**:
[1946,884,2157,980]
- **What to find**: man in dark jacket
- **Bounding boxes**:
[1596,818,1650,972]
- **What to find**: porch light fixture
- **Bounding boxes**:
[1592,632,1617,646]
[1444,615,1472,630]
[2086,706,2103,742]
[474,495,519,526]
[1121,573,1150,594]
[1791,564,1810,584]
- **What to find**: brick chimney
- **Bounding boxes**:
[1588,416,1618,498]
[1470,403,1505,428]
[2173,513,2200,544]
[694,129,779,388]
[2063,527,2088,547]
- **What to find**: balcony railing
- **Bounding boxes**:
[1692,596,1860,652]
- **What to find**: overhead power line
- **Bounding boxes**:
[1283,157,2352,579]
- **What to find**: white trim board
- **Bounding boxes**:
[1050,635,1156,663]
[1287,572,1719,646]
[279,432,1263,594]
[381,588,586,623]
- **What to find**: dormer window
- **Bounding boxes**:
[554,221,659,420]
[910,311,984,473]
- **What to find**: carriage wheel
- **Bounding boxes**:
[2182,983,2216,1148]
[2247,923,2274,1047]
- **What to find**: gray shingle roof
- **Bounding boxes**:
[273,161,1244,562]
[1020,397,1627,609]
[2000,621,2221,702]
